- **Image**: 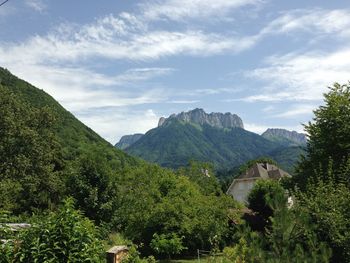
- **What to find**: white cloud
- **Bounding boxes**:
[238,92,296,102]
[192,87,243,95]
[262,105,275,113]
[0,15,258,67]
[241,48,350,102]
[5,63,170,112]
[261,9,350,38]
[140,0,262,22]
[25,0,46,12]
[0,4,260,143]
[274,104,315,118]
[167,100,200,104]
[78,109,159,144]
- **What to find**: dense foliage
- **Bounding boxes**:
[0,85,63,213]
[291,83,350,263]
[296,180,350,263]
[224,181,331,263]
[293,83,350,188]
[247,179,286,231]
[150,233,186,258]
[1,199,104,262]
[113,163,240,254]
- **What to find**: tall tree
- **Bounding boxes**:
[294,83,350,188]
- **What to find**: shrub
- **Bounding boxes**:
[150,233,186,258]
[247,179,287,231]
[14,198,104,263]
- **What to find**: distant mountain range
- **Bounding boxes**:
[115,109,306,173]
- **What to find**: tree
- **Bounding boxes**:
[247,179,287,231]
[67,148,119,224]
[287,83,350,262]
[0,85,63,213]
[296,180,350,263]
[293,83,350,188]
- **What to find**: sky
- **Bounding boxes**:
[1,0,350,144]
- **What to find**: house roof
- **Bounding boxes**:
[226,163,290,195]
[236,163,290,180]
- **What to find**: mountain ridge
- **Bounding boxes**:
[262,128,307,146]
[158,108,244,129]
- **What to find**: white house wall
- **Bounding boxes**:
[228,179,256,203]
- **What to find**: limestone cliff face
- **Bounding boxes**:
[115,133,144,150]
[262,128,307,146]
[158,108,244,129]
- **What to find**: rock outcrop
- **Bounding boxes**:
[115,134,144,150]
[158,108,244,129]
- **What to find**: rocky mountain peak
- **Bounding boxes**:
[262,128,307,146]
[158,108,244,129]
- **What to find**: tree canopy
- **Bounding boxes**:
[293,83,350,188]
[0,85,63,213]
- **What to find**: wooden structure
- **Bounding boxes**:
[106,245,129,263]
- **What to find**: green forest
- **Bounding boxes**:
[1,68,350,263]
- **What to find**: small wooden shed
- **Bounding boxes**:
[106,245,129,263]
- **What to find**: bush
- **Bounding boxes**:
[150,233,186,258]
[13,198,104,262]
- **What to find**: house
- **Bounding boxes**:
[226,163,290,203]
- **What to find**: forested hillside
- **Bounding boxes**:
[0,67,137,166]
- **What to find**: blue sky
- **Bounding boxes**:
[1,0,350,143]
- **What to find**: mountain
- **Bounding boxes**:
[262,128,307,146]
[115,134,144,150]
[118,109,305,174]
[158,108,244,129]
